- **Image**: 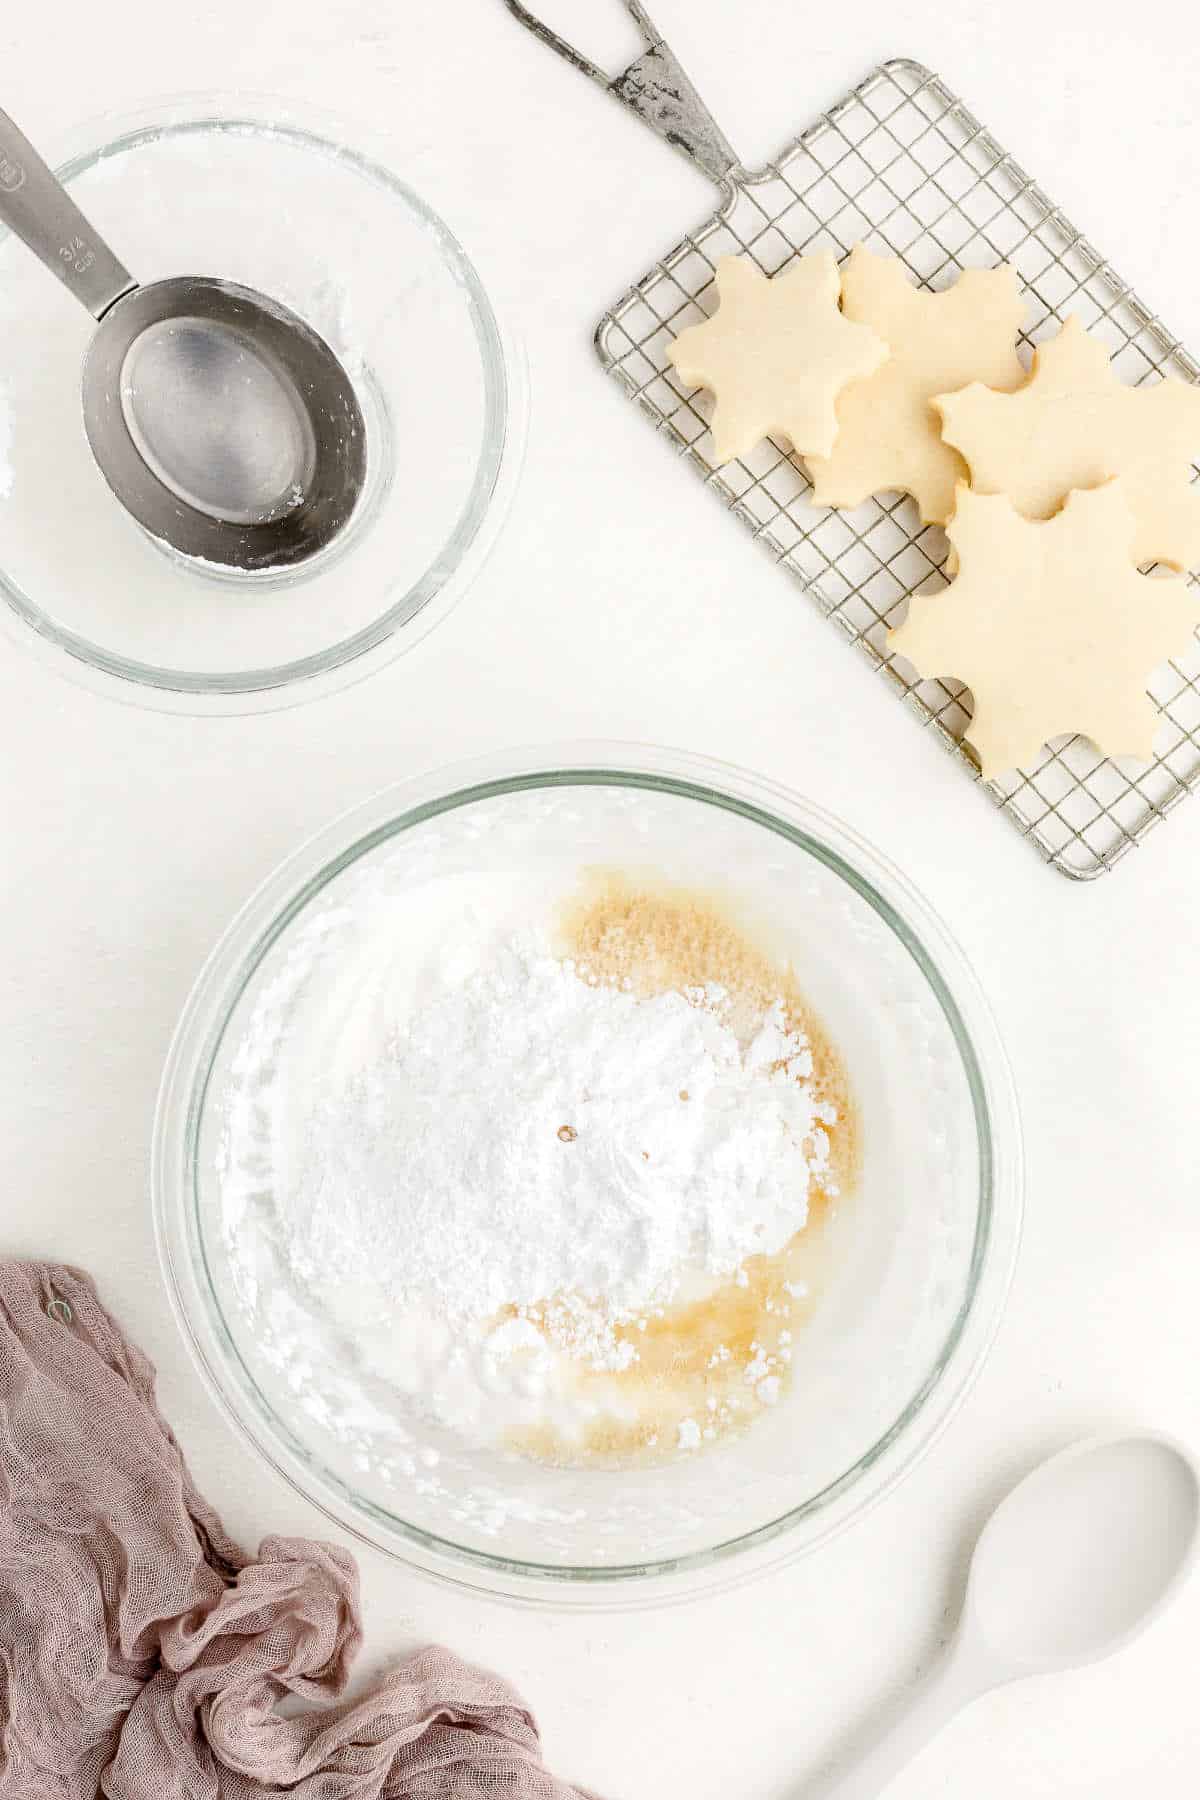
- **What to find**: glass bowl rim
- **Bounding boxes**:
[0,91,525,715]
[152,741,1023,1606]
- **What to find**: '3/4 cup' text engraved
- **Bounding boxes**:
[59,234,95,276]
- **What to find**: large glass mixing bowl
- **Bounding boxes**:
[153,745,1022,1605]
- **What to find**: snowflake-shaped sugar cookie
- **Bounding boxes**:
[667,253,888,466]
[804,247,1026,525]
[935,315,1200,571]
[889,481,1197,780]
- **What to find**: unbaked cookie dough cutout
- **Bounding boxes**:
[804,247,1026,525]
[667,253,888,466]
[935,314,1200,571]
[889,481,1197,779]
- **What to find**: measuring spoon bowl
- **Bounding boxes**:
[0,104,365,570]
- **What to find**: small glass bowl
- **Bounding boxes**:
[0,96,522,711]
[153,745,1022,1607]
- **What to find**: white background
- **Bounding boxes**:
[2,2,1199,1794]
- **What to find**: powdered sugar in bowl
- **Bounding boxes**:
[153,744,1022,1605]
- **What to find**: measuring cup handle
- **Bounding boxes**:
[503,0,740,188]
[0,108,136,320]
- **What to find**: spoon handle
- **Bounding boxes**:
[0,108,136,319]
[805,1639,989,1800]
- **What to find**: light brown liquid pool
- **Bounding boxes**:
[506,871,858,1470]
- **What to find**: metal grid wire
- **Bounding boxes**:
[595,58,1200,879]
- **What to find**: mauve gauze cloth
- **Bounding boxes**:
[0,1262,596,1800]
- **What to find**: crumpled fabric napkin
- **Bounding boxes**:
[0,1261,595,1799]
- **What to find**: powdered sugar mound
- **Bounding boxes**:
[283,930,833,1373]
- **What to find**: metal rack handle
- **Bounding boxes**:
[504,0,740,187]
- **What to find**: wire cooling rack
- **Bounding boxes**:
[594,59,1200,879]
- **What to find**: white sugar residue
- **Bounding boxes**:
[281,928,835,1417]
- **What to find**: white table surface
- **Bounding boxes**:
[2,2,1198,1794]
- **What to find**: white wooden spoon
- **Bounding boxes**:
[809,1433,1200,1798]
